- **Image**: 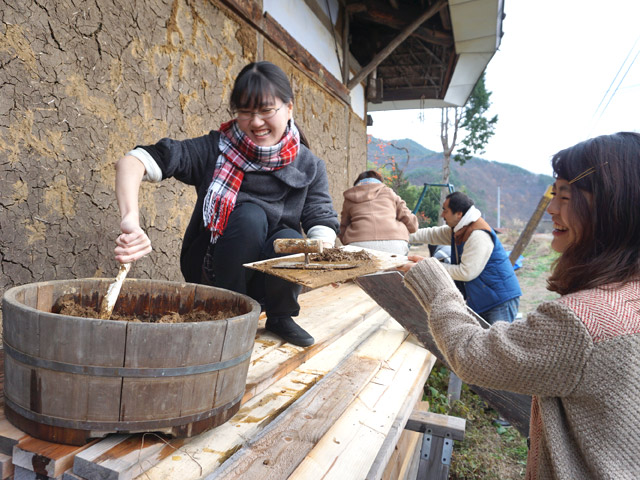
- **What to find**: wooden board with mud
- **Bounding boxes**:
[244,246,409,288]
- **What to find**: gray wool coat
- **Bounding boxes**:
[139,130,339,282]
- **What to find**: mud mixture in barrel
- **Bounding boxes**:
[57,300,238,323]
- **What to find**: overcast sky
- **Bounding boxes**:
[367,0,640,176]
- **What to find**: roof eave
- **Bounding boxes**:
[368,0,504,112]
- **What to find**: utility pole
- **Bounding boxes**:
[509,186,553,265]
[496,186,501,229]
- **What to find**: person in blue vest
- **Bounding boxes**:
[405,192,521,324]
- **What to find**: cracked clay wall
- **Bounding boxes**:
[0,0,367,321]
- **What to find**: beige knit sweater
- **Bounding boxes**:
[404,258,640,479]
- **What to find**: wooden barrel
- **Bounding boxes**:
[2,278,260,445]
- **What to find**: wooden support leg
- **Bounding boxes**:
[417,431,454,479]
[404,410,466,480]
[447,372,462,403]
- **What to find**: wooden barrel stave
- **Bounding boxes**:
[2,278,260,445]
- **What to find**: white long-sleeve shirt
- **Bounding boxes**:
[410,225,493,282]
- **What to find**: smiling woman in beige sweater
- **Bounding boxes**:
[400,132,640,479]
[338,170,418,255]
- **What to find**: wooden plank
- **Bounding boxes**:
[404,411,466,441]
[12,437,96,478]
[247,282,351,366]
[208,354,381,479]
[62,472,85,480]
[244,283,379,402]
[14,464,60,479]
[73,434,183,480]
[248,283,371,367]
[206,316,412,480]
[400,433,422,480]
[135,310,395,480]
[365,370,435,480]
[72,434,128,479]
[379,401,429,480]
[0,418,28,455]
[244,246,408,289]
[355,270,532,437]
[0,452,14,480]
[380,429,421,480]
[288,336,434,480]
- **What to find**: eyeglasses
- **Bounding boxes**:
[235,104,284,121]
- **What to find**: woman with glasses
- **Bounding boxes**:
[113,61,339,347]
[401,132,640,478]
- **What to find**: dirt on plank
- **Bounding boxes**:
[246,247,381,288]
[309,248,374,263]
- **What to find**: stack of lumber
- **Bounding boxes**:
[0,282,436,480]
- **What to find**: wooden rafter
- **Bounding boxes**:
[346,0,448,91]
[351,0,453,46]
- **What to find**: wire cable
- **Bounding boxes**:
[592,34,640,121]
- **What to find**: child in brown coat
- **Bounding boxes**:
[339,170,418,255]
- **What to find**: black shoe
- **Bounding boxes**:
[265,316,315,347]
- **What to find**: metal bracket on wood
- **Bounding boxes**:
[421,432,432,460]
[421,429,454,466]
[405,411,465,479]
[441,435,453,465]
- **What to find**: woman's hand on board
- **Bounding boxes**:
[115,214,152,263]
[396,254,426,273]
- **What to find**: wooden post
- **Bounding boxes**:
[447,372,462,403]
[342,10,350,84]
[509,185,553,265]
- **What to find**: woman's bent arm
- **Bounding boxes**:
[114,155,152,263]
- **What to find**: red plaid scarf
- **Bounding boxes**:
[203,119,299,242]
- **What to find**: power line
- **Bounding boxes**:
[592,34,640,123]
[597,49,640,120]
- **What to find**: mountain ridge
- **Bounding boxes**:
[367,136,553,229]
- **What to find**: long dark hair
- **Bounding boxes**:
[230,61,310,148]
[547,132,640,294]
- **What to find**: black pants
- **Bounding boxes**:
[209,202,302,319]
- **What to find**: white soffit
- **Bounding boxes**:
[263,0,366,119]
[350,82,366,119]
[264,0,342,80]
